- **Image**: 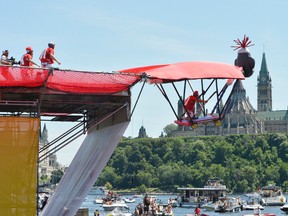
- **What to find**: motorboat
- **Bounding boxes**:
[202,201,218,211]
[177,178,228,208]
[280,203,288,214]
[259,185,286,206]
[214,197,242,213]
[133,194,143,198]
[96,190,124,206]
[94,196,104,204]
[155,211,174,216]
[123,197,136,203]
[102,202,128,212]
[242,193,264,210]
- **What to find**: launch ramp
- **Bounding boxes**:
[0,65,140,216]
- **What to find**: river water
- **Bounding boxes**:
[80,188,286,216]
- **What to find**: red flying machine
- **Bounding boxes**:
[120,35,255,128]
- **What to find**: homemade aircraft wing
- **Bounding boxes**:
[120,61,245,83]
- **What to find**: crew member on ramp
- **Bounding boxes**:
[39,42,61,68]
[1,50,12,65]
[20,47,40,67]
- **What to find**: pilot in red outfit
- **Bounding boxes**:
[184,90,207,119]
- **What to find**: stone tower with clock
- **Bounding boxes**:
[257,53,272,111]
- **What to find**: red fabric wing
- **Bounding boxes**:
[120,62,245,82]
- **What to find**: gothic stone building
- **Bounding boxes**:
[39,123,59,178]
[172,53,288,136]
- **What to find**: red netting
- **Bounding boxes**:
[0,66,140,94]
[0,66,49,87]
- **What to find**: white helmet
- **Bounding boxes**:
[48,42,55,47]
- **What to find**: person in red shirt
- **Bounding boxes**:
[20,47,40,67]
[184,90,207,119]
[194,205,201,216]
[39,42,61,68]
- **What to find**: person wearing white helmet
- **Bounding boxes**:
[39,42,61,68]
[20,46,40,67]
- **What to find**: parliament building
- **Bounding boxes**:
[172,53,288,136]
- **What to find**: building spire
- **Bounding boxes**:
[260,52,269,77]
[257,52,272,111]
[42,123,48,143]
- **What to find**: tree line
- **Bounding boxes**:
[96,133,288,193]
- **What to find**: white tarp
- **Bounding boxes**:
[41,121,129,216]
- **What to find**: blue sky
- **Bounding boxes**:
[2,1,287,165]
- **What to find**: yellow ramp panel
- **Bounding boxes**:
[0,117,40,216]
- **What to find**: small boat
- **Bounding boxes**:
[242,193,264,210]
[102,202,128,212]
[202,201,218,211]
[94,196,104,204]
[214,197,242,213]
[259,185,286,206]
[124,197,136,203]
[280,203,288,214]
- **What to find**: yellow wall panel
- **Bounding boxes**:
[0,117,40,216]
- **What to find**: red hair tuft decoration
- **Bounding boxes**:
[231,35,254,51]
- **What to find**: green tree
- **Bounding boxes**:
[97,167,118,186]
[157,165,174,186]
[39,174,49,185]
[105,182,113,190]
[208,164,225,180]
[282,180,288,193]
[50,169,64,184]
[240,165,258,191]
[138,184,147,193]
[213,141,234,165]
[111,150,128,174]
[279,141,288,161]
[264,165,280,185]
[97,134,288,193]
[163,124,177,137]
[136,170,153,188]
[234,179,249,193]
